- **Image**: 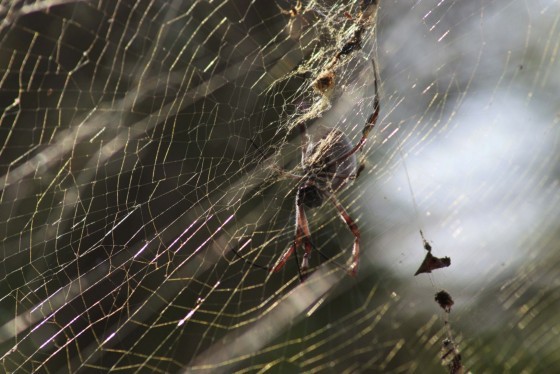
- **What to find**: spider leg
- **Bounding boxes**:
[271,227,299,273]
[272,200,314,281]
[298,122,309,168]
[272,202,310,273]
[328,193,360,276]
[270,106,314,276]
[271,165,303,179]
[249,137,305,179]
[327,58,380,165]
[298,206,314,275]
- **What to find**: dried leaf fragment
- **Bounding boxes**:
[414,251,451,275]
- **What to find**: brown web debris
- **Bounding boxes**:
[412,230,465,372]
[414,230,451,275]
[441,338,464,374]
[313,70,335,94]
[435,290,454,312]
[437,291,465,373]
[313,0,379,97]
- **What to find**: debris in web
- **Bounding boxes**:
[284,0,380,130]
[414,230,451,276]
[400,157,466,372]
[414,232,464,373]
[435,290,454,312]
[436,289,465,374]
[441,337,464,374]
[399,151,451,277]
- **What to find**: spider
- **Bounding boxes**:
[270,58,380,279]
[276,0,303,18]
[276,0,309,38]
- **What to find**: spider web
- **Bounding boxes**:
[1,0,559,372]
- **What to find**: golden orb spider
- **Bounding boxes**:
[269,58,380,280]
[233,0,381,281]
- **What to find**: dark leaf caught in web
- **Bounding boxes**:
[414,251,451,275]
[414,232,450,275]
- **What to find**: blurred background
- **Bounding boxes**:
[0,0,559,372]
